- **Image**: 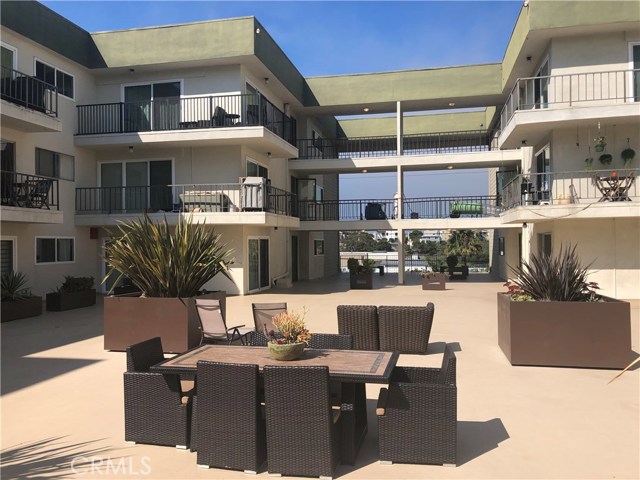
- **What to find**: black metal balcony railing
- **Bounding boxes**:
[0,171,59,210]
[1,66,58,116]
[297,195,500,221]
[297,129,495,160]
[76,93,297,145]
[75,183,297,217]
[500,69,640,131]
[500,168,639,209]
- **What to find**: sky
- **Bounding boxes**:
[41,0,523,200]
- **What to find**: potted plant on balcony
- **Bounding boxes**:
[497,245,632,369]
[1,271,42,322]
[599,153,613,166]
[46,276,96,311]
[594,135,607,153]
[102,213,234,353]
[347,258,375,289]
[621,138,635,166]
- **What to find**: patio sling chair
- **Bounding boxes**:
[378,303,435,354]
[251,302,287,334]
[337,305,380,351]
[376,343,457,466]
[124,337,192,448]
[195,298,252,345]
[194,361,266,473]
[27,178,52,209]
[263,365,341,479]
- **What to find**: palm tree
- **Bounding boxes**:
[444,230,485,266]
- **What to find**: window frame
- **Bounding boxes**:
[35,236,75,265]
[33,57,75,100]
[314,239,324,256]
[1,41,18,73]
[1,236,18,273]
[35,147,75,181]
[628,42,640,102]
[246,157,269,179]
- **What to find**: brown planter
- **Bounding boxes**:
[421,273,446,290]
[1,296,43,322]
[497,293,632,369]
[103,291,226,353]
[350,272,373,289]
[46,289,96,311]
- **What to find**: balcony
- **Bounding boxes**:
[499,168,639,223]
[0,171,62,224]
[0,66,60,132]
[75,182,298,227]
[296,129,495,160]
[498,69,639,149]
[75,93,297,150]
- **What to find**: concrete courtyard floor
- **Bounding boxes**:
[1,273,639,480]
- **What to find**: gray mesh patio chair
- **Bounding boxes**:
[195,298,252,345]
[378,303,434,353]
[251,302,287,334]
[124,337,192,448]
[194,361,266,473]
[337,305,380,350]
[263,365,341,479]
[376,343,457,466]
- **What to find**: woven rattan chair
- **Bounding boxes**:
[376,343,457,466]
[251,302,287,334]
[337,305,380,351]
[307,333,352,350]
[196,298,252,345]
[263,365,341,479]
[377,303,434,353]
[124,337,192,448]
[194,361,266,473]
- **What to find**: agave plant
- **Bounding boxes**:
[1,271,33,301]
[103,214,234,297]
[509,245,598,302]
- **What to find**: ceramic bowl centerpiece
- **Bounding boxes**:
[266,308,312,361]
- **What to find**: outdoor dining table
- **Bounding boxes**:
[151,344,399,465]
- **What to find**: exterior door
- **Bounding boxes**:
[291,235,299,282]
[534,58,549,108]
[124,84,151,132]
[632,44,640,101]
[535,146,551,202]
[248,238,269,292]
[100,163,123,213]
[1,141,15,205]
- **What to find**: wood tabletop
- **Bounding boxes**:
[151,344,399,384]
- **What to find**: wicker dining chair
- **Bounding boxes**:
[195,298,252,345]
[251,302,287,334]
[376,343,457,466]
[337,305,380,351]
[194,361,266,473]
[124,337,192,449]
[263,365,341,479]
[378,303,435,353]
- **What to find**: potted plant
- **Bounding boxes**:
[497,245,632,369]
[264,308,312,361]
[594,135,606,153]
[46,276,96,311]
[347,258,375,289]
[420,271,446,290]
[621,138,635,166]
[102,214,234,353]
[599,153,613,165]
[584,146,594,171]
[442,230,484,279]
[1,271,42,322]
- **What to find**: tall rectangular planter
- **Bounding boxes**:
[104,291,225,353]
[1,296,43,322]
[46,289,97,311]
[350,273,373,289]
[497,293,632,369]
[422,273,446,290]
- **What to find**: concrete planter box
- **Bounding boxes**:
[350,272,373,289]
[497,293,632,369]
[1,296,43,322]
[46,289,96,311]
[422,273,446,290]
[104,291,225,353]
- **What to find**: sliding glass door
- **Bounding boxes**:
[124,82,180,132]
[248,238,269,292]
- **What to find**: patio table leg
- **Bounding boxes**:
[340,382,368,465]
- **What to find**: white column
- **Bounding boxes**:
[396,101,405,284]
[396,101,403,156]
[397,227,405,284]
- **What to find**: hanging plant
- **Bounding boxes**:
[621,138,635,166]
[599,153,613,165]
[594,135,606,153]
[584,146,593,171]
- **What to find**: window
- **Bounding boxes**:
[315,185,324,203]
[247,159,268,179]
[314,239,324,256]
[1,42,17,77]
[36,237,74,264]
[1,238,16,275]
[538,233,552,257]
[630,43,640,102]
[498,237,505,256]
[36,148,74,181]
[35,59,74,99]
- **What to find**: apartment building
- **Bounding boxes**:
[1,1,638,299]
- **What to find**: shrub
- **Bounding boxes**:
[57,276,94,293]
[1,271,33,301]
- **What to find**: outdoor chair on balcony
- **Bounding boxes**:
[124,337,192,448]
[212,106,227,127]
[337,305,380,351]
[264,365,341,479]
[26,178,52,209]
[377,343,457,466]
[251,302,287,335]
[378,303,434,354]
[195,298,252,345]
[194,361,266,473]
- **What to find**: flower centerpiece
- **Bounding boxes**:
[265,308,312,361]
